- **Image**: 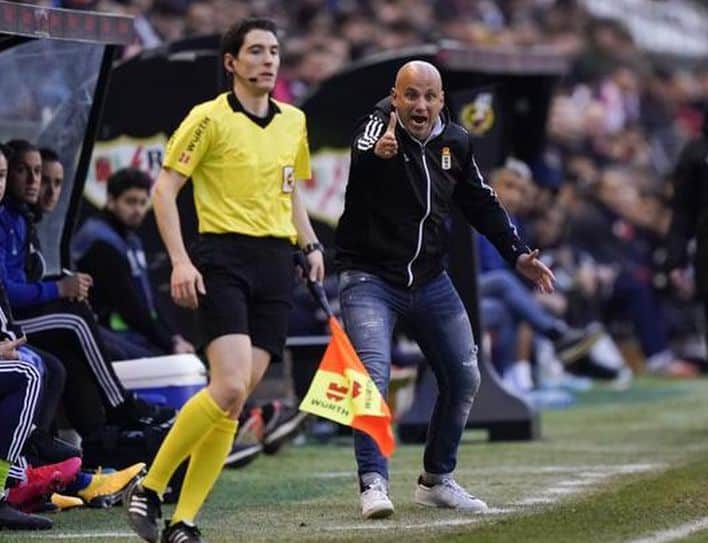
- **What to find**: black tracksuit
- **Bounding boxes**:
[336,97,528,288]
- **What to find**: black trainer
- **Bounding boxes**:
[109,393,176,429]
[161,520,204,543]
[125,479,162,543]
[23,428,81,465]
[553,326,601,365]
[0,496,52,530]
[223,408,263,469]
[261,400,308,454]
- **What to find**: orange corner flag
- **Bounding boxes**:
[299,316,396,457]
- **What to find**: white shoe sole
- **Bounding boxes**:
[264,412,308,446]
[414,486,488,513]
[362,501,395,519]
[224,443,263,466]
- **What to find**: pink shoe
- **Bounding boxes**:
[8,457,81,510]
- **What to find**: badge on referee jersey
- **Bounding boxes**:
[282,165,295,193]
[441,147,451,170]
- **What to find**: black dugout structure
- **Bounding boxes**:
[92,39,567,441]
[0,0,133,276]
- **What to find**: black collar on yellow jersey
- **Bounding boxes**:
[227,92,281,128]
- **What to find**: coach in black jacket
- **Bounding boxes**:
[335,61,554,520]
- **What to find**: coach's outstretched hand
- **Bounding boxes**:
[171,260,206,310]
[516,249,555,294]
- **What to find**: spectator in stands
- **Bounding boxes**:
[0,140,175,438]
[72,168,194,358]
[567,165,697,376]
[477,161,598,388]
[184,1,218,37]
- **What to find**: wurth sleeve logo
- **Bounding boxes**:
[185,117,211,152]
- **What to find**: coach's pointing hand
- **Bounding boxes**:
[171,260,206,310]
[374,111,399,159]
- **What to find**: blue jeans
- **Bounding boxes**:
[339,270,480,482]
[609,270,667,357]
[481,297,517,374]
[478,269,560,335]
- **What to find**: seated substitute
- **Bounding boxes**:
[72,168,194,357]
[0,139,174,436]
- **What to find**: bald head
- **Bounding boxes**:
[395,61,442,92]
[391,60,444,140]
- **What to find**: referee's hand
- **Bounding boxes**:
[306,249,325,283]
[171,260,206,310]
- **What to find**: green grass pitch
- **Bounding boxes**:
[11,377,708,543]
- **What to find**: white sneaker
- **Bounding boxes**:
[414,476,488,512]
[360,473,394,519]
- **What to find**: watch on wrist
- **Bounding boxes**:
[303,242,324,255]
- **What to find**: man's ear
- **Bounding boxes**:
[223,53,236,75]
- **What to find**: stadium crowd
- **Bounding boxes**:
[1,0,708,532]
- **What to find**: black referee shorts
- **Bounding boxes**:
[191,233,295,359]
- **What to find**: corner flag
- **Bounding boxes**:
[299,316,396,458]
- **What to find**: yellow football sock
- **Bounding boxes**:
[171,416,238,525]
[0,458,10,490]
[143,389,228,496]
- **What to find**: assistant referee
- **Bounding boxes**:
[126,18,324,543]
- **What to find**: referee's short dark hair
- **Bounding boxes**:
[107,168,152,199]
[221,17,278,58]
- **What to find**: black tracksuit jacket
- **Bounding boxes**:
[335,97,529,289]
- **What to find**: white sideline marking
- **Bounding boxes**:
[511,463,660,509]
[326,517,486,531]
[324,508,514,532]
[556,480,592,488]
[515,497,556,505]
[314,464,664,479]
[27,534,135,540]
[626,517,708,543]
[545,487,581,496]
[316,470,354,479]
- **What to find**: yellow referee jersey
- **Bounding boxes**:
[162,92,311,240]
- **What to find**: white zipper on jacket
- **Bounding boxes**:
[405,141,433,287]
[400,116,444,287]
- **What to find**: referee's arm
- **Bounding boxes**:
[153,167,205,310]
[292,182,324,282]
